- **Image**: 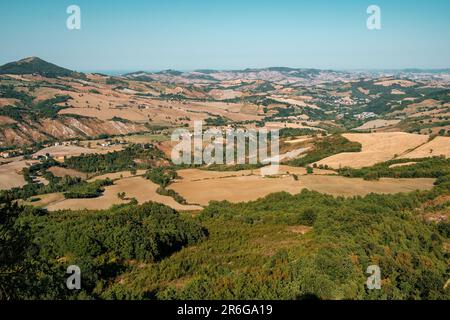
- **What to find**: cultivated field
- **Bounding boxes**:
[33,144,124,161]
[33,145,103,159]
[208,89,243,100]
[398,136,450,159]
[20,192,66,208]
[264,121,323,130]
[353,119,401,131]
[169,174,435,206]
[87,169,147,182]
[123,133,170,144]
[284,136,313,144]
[45,176,202,211]
[388,162,418,168]
[315,132,429,169]
[374,79,417,87]
[390,99,441,116]
[0,98,20,107]
[0,160,36,190]
[391,89,405,95]
[176,165,334,183]
[47,166,87,179]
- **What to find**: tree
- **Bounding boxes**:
[0,200,32,299]
[0,199,68,300]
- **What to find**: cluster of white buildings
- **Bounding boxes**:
[54,140,79,147]
[354,112,377,120]
[0,151,12,158]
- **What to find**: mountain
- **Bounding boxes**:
[125,67,351,84]
[400,68,450,74]
[0,57,85,78]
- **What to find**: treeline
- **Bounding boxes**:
[63,179,113,199]
[338,157,450,180]
[156,187,187,204]
[289,134,361,167]
[64,144,165,174]
[144,167,187,204]
[205,116,228,126]
[144,167,178,188]
[279,127,321,138]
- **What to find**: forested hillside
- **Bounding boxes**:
[0,201,207,299]
[0,57,84,78]
[1,172,448,300]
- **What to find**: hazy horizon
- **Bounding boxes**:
[3,56,450,75]
[1,0,449,71]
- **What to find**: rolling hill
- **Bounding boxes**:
[0,57,85,78]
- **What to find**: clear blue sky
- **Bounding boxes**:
[1,0,449,71]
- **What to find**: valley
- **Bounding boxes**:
[0,57,448,301]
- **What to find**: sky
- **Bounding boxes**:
[0,0,449,72]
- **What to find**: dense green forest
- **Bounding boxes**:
[64,144,166,173]
[0,200,207,299]
[101,175,450,299]
[1,168,448,300]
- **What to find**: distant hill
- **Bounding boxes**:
[400,68,450,74]
[0,57,85,78]
[125,67,347,84]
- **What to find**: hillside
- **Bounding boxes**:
[0,58,449,149]
[0,57,84,78]
[0,115,147,147]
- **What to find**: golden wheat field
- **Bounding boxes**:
[315,132,429,169]
[169,171,435,205]
[0,160,36,190]
[44,176,202,211]
[398,136,450,159]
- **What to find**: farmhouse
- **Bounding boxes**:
[0,151,11,158]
